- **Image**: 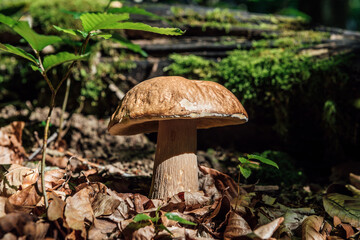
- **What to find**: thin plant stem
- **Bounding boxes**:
[57,77,71,142]
[40,93,55,209]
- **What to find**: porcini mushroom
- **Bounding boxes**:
[108,76,248,199]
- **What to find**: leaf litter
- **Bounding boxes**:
[0,119,359,239]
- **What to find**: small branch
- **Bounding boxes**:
[34,49,55,93]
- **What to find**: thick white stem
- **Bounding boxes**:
[150,119,199,199]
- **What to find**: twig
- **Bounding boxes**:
[65,151,105,169]
[28,132,58,160]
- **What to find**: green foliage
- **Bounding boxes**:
[166,46,346,135]
[165,54,217,80]
[80,12,129,32]
[0,43,37,63]
[132,208,196,236]
[0,14,62,51]
[42,52,88,72]
[237,154,278,180]
[29,0,108,34]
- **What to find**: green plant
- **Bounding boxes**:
[132,207,196,236]
[0,8,183,209]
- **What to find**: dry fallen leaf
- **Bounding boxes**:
[252,217,284,240]
[223,211,252,240]
[0,164,38,196]
[47,192,66,221]
[8,184,41,207]
[323,193,360,228]
[0,122,26,165]
[92,192,121,217]
[64,186,94,235]
[199,165,245,200]
[302,215,325,240]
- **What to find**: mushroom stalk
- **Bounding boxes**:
[150,119,199,199]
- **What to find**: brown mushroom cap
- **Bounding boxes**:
[108,76,248,135]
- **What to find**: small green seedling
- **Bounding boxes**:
[132,207,196,236]
[238,154,279,180]
[234,154,279,210]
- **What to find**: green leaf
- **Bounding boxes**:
[0,13,17,26]
[238,157,251,164]
[91,32,112,39]
[0,43,37,63]
[100,22,184,35]
[239,166,252,179]
[248,154,279,169]
[158,224,173,235]
[12,21,62,51]
[111,34,148,57]
[133,214,152,222]
[43,52,88,72]
[80,12,129,32]
[53,25,87,38]
[108,6,165,21]
[164,213,197,225]
[30,64,41,72]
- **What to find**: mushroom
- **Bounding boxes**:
[108,76,248,199]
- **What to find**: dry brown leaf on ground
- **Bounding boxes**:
[92,192,121,217]
[43,169,66,190]
[0,164,38,196]
[0,196,6,218]
[249,217,284,240]
[88,218,118,240]
[64,186,94,237]
[223,210,252,240]
[199,165,245,200]
[164,191,210,212]
[0,121,26,165]
[8,184,41,207]
[302,215,325,240]
[47,191,66,221]
[323,193,360,228]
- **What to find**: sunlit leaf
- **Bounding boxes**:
[53,25,87,38]
[91,32,112,39]
[100,22,184,35]
[80,12,129,32]
[248,154,279,169]
[0,43,37,63]
[11,21,62,51]
[43,52,88,72]
[0,13,17,26]
[238,157,250,164]
[133,213,152,222]
[164,212,196,225]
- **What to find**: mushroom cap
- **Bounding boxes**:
[108,76,248,135]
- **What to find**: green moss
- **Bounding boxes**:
[170,6,307,32]
[166,47,348,135]
[165,54,217,80]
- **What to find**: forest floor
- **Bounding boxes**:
[0,105,359,239]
